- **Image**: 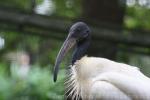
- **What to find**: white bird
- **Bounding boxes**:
[53,22,150,100]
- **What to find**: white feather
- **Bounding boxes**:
[67,56,150,100]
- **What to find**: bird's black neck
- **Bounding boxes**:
[72,36,90,65]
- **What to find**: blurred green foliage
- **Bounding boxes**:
[0,0,30,10]
[125,5,150,30]
[0,64,65,100]
[0,0,43,12]
[0,30,67,99]
[53,0,81,18]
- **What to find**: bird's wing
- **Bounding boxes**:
[91,72,150,100]
[89,80,131,100]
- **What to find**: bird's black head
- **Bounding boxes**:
[69,22,91,42]
[53,22,91,82]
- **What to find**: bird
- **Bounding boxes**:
[53,22,150,100]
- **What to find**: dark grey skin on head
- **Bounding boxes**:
[53,22,91,82]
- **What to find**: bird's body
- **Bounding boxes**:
[68,56,150,100]
[53,22,150,100]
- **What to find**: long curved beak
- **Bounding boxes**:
[53,35,76,82]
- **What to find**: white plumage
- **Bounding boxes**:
[67,56,150,100]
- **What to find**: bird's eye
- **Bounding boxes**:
[86,30,89,33]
